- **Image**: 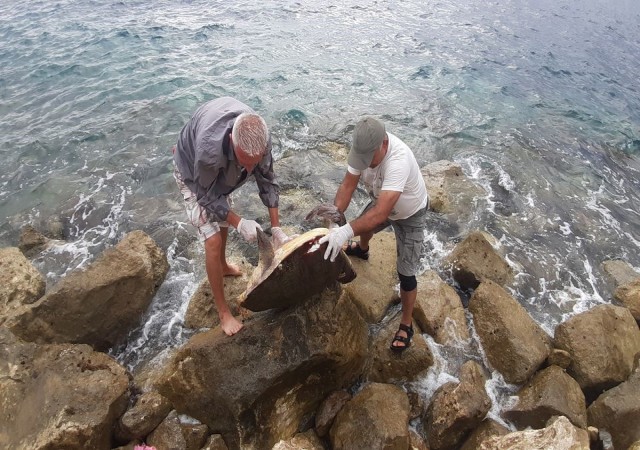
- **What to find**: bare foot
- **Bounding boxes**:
[222,262,243,277]
[220,314,243,336]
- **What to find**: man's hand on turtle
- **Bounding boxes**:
[271,227,290,249]
[318,223,354,262]
[237,218,263,242]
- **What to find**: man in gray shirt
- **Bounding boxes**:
[173,97,289,335]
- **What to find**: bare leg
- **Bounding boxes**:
[204,233,243,336]
[391,287,417,348]
[350,230,374,251]
[219,227,242,277]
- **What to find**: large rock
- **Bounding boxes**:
[330,382,410,450]
[115,391,172,442]
[272,430,324,450]
[0,328,130,449]
[469,280,552,384]
[479,416,590,450]
[553,304,640,396]
[504,365,587,429]
[344,232,400,323]
[424,360,492,450]
[587,363,640,450]
[365,313,434,383]
[147,410,187,450]
[315,390,352,437]
[18,224,51,257]
[444,231,514,290]
[601,260,639,288]
[0,247,46,321]
[414,270,470,344]
[158,288,368,449]
[460,419,510,450]
[6,230,169,351]
[615,279,640,323]
[421,160,486,218]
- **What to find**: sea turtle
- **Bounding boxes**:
[238,227,356,312]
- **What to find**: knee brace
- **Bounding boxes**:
[398,272,417,291]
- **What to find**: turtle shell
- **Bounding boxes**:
[238,228,356,311]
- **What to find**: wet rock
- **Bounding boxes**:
[158,288,368,449]
[330,382,410,450]
[414,270,469,345]
[184,269,251,330]
[553,304,640,396]
[504,365,587,429]
[587,363,640,450]
[343,232,400,323]
[365,313,434,383]
[469,280,552,384]
[460,419,510,450]
[444,231,514,290]
[147,410,187,450]
[409,429,429,450]
[424,360,492,450]
[479,416,590,449]
[315,390,352,437]
[115,391,173,442]
[6,230,169,351]
[18,224,50,257]
[601,260,639,288]
[421,161,486,219]
[272,430,324,450]
[0,247,46,322]
[182,423,210,450]
[407,391,427,420]
[615,279,640,323]
[0,328,130,449]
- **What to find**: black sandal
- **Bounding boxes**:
[344,240,369,260]
[390,323,414,353]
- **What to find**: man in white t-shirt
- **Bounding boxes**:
[319,117,429,353]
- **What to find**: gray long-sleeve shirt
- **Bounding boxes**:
[173,97,279,221]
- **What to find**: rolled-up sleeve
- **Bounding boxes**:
[254,143,279,209]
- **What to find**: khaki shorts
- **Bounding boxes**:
[361,201,428,277]
[173,165,229,242]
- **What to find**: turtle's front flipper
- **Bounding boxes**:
[336,251,357,283]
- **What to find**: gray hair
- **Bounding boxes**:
[231,113,269,158]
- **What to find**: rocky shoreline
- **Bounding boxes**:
[1,160,639,450]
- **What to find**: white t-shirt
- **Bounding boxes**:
[348,132,428,220]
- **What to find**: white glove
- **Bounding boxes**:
[237,218,263,242]
[271,227,290,249]
[318,223,354,262]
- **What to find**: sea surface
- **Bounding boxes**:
[2,0,640,428]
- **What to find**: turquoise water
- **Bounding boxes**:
[2,0,640,412]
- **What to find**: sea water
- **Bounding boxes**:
[1,0,639,422]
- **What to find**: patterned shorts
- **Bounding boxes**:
[173,164,229,242]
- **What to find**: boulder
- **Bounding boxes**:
[202,434,229,450]
[615,279,640,323]
[115,391,173,442]
[6,230,169,351]
[365,314,434,383]
[503,365,587,429]
[272,430,324,450]
[315,390,352,437]
[421,160,486,218]
[0,328,130,449]
[184,268,251,329]
[158,287,368,449]
[546,349,572,369]
[424,360,492,450]
[181,423,210,450]
[587,363,640,450]
[601,260,639,288]
[409,429,429,450]
[330,383,410,450]
[553,304,640,396]
[343,232,400,323]
[0,247,46,321]
[479,416,590,449]
[414,270,469,344]
[18,224,50,257]
[444,231,514,290]
[630,441,640,450]
[469,280,552,384]
[147,410,187,450]
[460,419,510,450]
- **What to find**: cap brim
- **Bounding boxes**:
[348,148,374,171]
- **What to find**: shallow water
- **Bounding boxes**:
[2,0,640,424]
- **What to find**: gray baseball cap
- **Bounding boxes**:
[347,117,386,171]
